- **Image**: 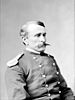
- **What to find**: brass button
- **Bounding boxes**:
[56,71,59,75]
[52,62,55,66]
[59,91,61,94]
[33,57,36,59]
[42,74,46,78]
[58,81,60,84]
[39,64,42,67]
[45,84,48,88]
[48,93,51,96]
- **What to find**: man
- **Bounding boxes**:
[5,21,74,100]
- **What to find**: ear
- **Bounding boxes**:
[22,37,29,45]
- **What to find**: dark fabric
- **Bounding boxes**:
[5,50,74,100]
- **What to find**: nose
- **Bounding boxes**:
[40,35,46,43]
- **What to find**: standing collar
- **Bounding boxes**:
[26,47,41,54]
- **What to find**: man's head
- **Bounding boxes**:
[20,21,47,53]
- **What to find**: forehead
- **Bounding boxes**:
[27,24,46,36]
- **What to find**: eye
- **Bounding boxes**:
[43,33,46,37]
[36,33,41,37]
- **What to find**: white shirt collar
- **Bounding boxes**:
[26,47,40,54]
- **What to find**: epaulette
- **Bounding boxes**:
[50,55,54,59]
[7,52,24,67]
[47,54,54,59]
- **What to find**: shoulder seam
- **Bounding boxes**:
[7,52,24,67]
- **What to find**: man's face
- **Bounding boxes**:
[26,24,46,52]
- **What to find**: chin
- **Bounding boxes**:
[38,48,46,52]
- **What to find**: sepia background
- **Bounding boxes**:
[1,0,74,100]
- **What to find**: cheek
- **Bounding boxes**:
[29,38,38,46]
[31,37,39,43]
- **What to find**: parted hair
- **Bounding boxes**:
[19,21,45,38]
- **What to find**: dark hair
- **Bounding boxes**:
[20,21,45,37]
[37,21,45,27]
[20,21,45,45]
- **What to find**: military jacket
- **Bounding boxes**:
[5,50,74,100]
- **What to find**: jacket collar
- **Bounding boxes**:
[26,47,40,54]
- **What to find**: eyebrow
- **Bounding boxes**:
[43,32,46,35]
[34,32,46,36]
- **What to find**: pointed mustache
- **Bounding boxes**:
[38,42,50,48]
[43,42,50,46]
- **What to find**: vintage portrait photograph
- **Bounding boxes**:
[1,0,74,100]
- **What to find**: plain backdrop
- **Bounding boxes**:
[1,0,74,100]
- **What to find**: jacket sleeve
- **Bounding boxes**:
[55,62,74,100]
[5,65,31,100]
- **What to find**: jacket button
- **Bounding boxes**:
[56,71,59,75]
[33,56,36,59]
[42,74,46,78]
[52,62,55,66]
[59,91,61,94]
[45,84,48,88]
[57,81,60,84]
[39,64,42,67]
[48,93,51,96]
